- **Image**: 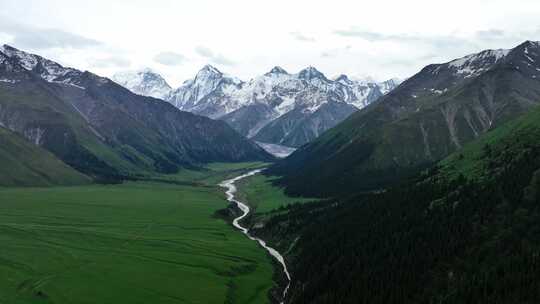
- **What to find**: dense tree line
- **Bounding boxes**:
[258,127,540,303]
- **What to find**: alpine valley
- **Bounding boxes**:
[113,65,401,147]
[2,22,540,304]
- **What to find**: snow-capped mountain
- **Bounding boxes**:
[0,44,84,88]
[167,65,244,118]
[173,66,400,146]
[0,44,272,180]
[272,40,540,196]
[444,49,510,77]
[112,68,172,99]
[399,47,517,102]
[114,64,401,147]
[210,65,397,117]
[378,78,402,94]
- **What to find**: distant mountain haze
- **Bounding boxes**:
[112,68,172,99]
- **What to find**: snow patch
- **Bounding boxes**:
[525,53,536,63]
[0,78,19,83]
[168,65,396,119]
[448,49,509,76]
[256,142,296,158]
[1,45,85,88]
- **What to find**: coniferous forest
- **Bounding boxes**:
[257,107,540,304]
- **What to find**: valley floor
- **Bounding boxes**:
[0,162,288,304]
[234,174,315,214]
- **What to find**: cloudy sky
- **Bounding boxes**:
[2,0,540,85]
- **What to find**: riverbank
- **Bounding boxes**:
[220,170,291,304]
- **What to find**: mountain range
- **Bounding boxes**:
[270,40,540,196]
[113,66,401,147]
[3,35,540,304]
[0,44,271,185]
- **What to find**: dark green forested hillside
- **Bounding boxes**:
[256,105,540,304]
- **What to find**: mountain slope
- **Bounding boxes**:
[253,101,358,147]
[0,45,272,182]
[258,102,540,304]
[271,41,540,197]
[0,126,90,186]
[0,48,130,181]
[119,65,400,147]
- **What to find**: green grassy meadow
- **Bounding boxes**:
[0,163,275,304]
[158,162,268,186]
[236,174,317,214]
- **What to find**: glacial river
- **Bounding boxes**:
[219,169,291,303]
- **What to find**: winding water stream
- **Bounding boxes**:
[219,169,291,303]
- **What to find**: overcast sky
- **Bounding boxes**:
[2,0,540,86]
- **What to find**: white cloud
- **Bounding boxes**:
[2,0,540,84]
[290,32,316,42]
[195,45,235,66]
[154,52,186,66]
[88,56,131,68]
[0,19,101,50]
[195,46,214,58]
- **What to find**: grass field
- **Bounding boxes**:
[160,162,268,186]
[0,163,274,304]
[236,174,317,214]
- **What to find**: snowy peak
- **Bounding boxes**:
[266,66,288,76]
[197,64,222,77]
[1,44,40,70]
[503,40,540,77]
[167,65,245,117]
[378,78,402,94]
[427,41,540,81]
[351,75,378,84]
[193,64,242,86]
[112,68,172,99]
[335,74,353,85]
[0,48,29,79]
[0,44,82,85]
[167,65,398,119]
[203,64,221,73]
[447,48,509,76]
[509,40,540,59]
[192,64,227,89]
[297,66,327,81]
[519,40,540,49]
[111,63,399,146]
